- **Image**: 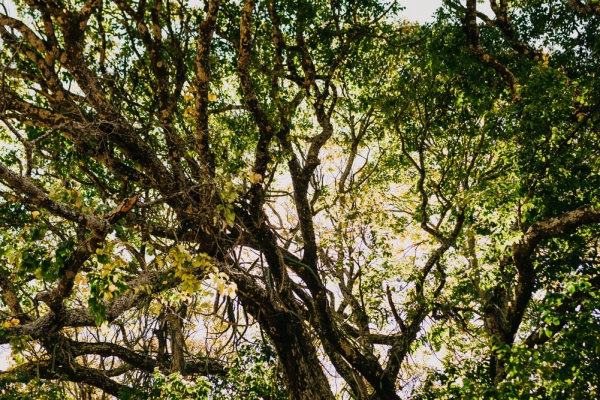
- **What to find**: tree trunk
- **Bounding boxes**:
[265,313,337,400]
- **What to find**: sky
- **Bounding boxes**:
[401,0,493,21]
[401,0,445,22]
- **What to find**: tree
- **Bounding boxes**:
[0,0,599,398]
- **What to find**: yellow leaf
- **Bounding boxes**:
[249,172,263,184]
[149,301,162,315]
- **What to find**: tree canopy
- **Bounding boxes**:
[0,0,599,398]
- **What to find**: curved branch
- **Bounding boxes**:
[489,0,542,59]
[0,161,109,231]
[464,0,520,101]
[1,360,134,398]
[194,0,221,178]
[67,339,227,376]
[509,206,600,337]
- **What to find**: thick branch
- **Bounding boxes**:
[0,161,109,231]
[194,0,221,178]
[509,206,600,337]
[0,360,133,398]
[489,0,542,59]
[464,0,520,101]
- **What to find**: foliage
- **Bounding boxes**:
[0,377,69,400]
[147,371,212,400]
[0,0,599,399]
[119,341,286,399]
[209,341,288,400]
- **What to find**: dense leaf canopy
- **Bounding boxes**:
[0,0,599,398]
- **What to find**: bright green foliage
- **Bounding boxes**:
[147,371,212,400]
[0,377,69,400]
[123,342,287,400]
[209,342,288,400]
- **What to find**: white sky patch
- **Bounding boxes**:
[0,344,12,370]
[401,0,494,22]
[0,1,16,16]
[401,0,445,22]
